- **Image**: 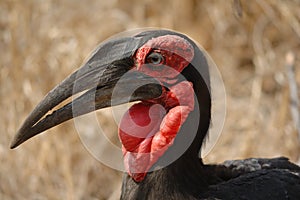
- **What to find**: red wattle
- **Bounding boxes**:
[119,103,165,152]
[118,81,195,182]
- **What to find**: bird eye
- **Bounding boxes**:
[146,52,164,65]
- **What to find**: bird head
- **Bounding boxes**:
[11,29,212,182]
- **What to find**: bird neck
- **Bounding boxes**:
[120,116,212,200]
[121,155,210,200]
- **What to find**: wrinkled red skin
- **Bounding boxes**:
[118,35,195,182]
[135,35,194,84]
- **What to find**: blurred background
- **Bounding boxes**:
[1,0,300,199]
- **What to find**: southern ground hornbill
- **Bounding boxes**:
[11,29,300,199]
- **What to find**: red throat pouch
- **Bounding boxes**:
[118,81,195,182]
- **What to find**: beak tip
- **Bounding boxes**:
[10,132,26,149]
[10,143,17,149]
[10,138,20,149]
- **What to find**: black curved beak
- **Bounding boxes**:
[10,36,162,149]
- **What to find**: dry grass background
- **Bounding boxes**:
[1,0,300,199]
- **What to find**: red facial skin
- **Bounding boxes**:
[118,35,195,182]
[135,35,194,84]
